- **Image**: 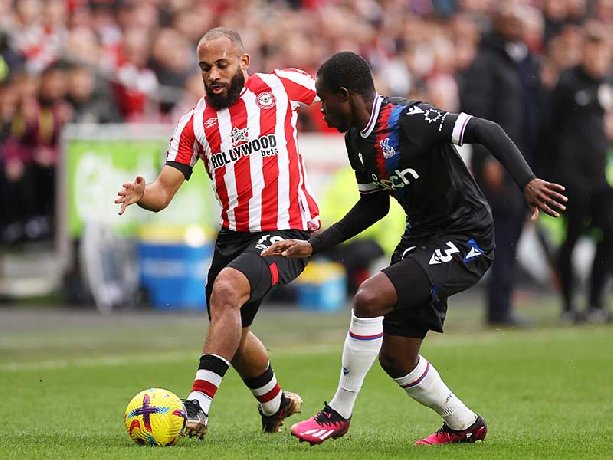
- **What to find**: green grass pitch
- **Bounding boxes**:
[1,293,612,459]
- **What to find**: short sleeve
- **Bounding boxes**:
[166,109,199,179]
[273,68,317,106]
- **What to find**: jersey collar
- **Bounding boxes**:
[360,93,382,138]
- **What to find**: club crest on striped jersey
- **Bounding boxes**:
[256,91,276,109]
[231,126,249,147]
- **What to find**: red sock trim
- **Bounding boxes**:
[257,383,281,403]
[192,379,218,398]
[401,361,430,388]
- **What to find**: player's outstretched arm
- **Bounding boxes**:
[523,178,567,220]
[263,191,390,258]
[462,117,567,216]
[115,165,185,215]
[261,239,313,257]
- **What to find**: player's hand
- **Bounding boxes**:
[261,239,313,257]
[115,176,146,215]
[524,178,567,220]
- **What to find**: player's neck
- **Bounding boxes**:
[356,92,380,134]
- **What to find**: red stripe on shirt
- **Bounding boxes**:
[297,153,320,228]
[285,106,303,229]
[229,98,252,232]
[174,113,196,164]
[254,75,280,230]
[276,76,316,105]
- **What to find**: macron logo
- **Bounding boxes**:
[342,367,349,375]
[406,106,424,116]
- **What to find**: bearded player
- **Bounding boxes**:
[115,28,320,439]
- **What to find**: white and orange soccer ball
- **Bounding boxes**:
[124,388,186,446]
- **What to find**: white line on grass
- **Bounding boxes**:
[0,345,340,372]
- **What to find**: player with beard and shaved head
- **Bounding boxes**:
[197,27,247,110]
[115,27,320,439]
[263,51,567,446]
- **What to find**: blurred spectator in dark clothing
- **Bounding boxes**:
[548,23,612,324]
[535,25,582,183]
[0,77,35,245]
[3,65,72,242]
[149,28,195,115]
[461,4,542,327]
[0,31,24,80]
[66,64,121,124]
[543,0,568,43]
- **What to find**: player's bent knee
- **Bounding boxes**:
[378,350,402,377]
[210,269,250,312]
[353,287,384,317]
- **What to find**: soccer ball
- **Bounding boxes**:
[124,388,186,446]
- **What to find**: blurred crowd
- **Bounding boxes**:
[0,0,611,245]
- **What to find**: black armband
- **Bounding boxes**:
[309,192,390,254]
[166,161,193,180]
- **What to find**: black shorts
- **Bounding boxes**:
[381,233,493,338]
[206,228,310,327]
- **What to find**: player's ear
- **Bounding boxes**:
[338,87,350,101]
[241,53,250,69]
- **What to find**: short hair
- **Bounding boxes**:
[317,51,375,96]
[199,27,244,52]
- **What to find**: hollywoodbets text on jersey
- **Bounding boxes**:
[211,134,279,169]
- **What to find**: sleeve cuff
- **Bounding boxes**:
[166,161,193,180]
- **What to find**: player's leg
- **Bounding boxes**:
[184,230,308,438]
[184,266,250,438]
[232,328,302,432]
[290,271,395,445]
[586,188,613,322]
[558,190,589,321]
[226,230,309,432]
[380,242,490,445]
[380,335,486,445]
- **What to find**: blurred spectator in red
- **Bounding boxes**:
[9,0,65,74]
[111,28,158,121]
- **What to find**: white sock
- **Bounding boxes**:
[394,355,477,430]
[329,311,383,419]
[187,353,230,415]
[187,391,212,415]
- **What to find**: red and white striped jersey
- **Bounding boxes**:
[166,68,321,233]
